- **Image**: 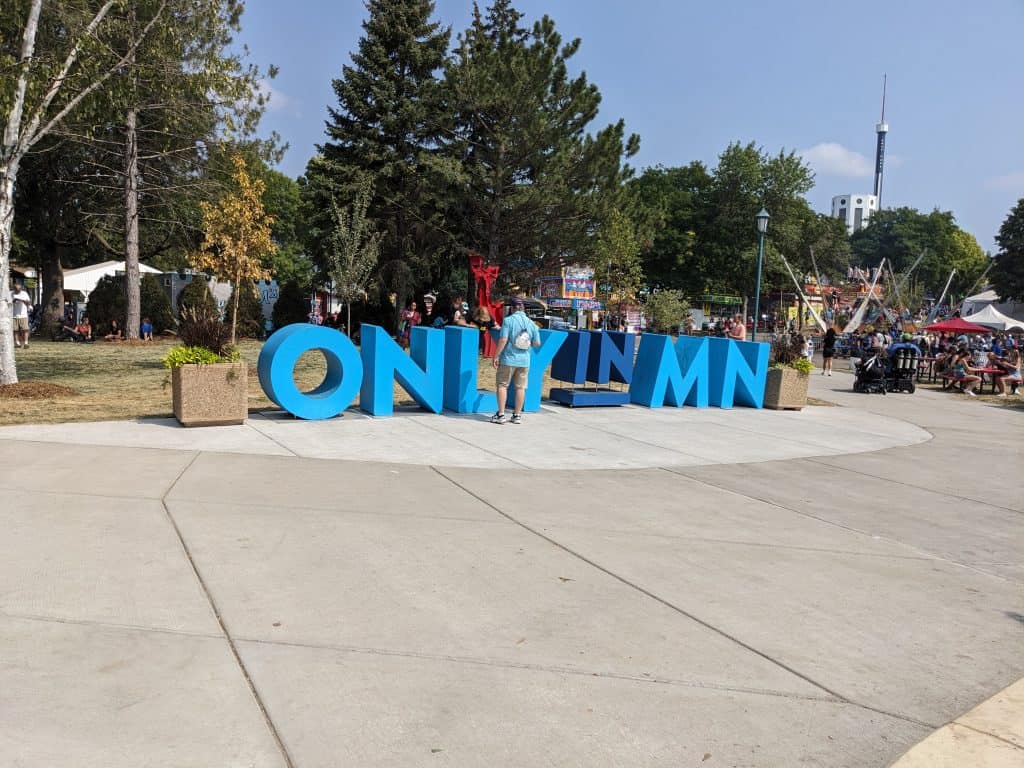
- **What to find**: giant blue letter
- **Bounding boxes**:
[257,324,362,419]
[674,335,710,408]
[707,338,768,408]
[359,324,444,416]
[629,333,686,408]
[443,326,497,413]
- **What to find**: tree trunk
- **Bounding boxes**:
[0,162,19,384]
[123,107,141,339]
[39,243,65,336]
[230,276,240,345]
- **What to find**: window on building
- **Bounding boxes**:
[838,207,847,223]
[854,207,864,231]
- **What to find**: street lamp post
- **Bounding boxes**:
[753,208,770,342]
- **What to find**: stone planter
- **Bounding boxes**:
[171,362,248,427]
[764,366,809,411]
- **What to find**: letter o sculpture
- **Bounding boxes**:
[257,324,363,420]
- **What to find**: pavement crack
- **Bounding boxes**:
[432,466,945,732]
[232,635,837,704]
[160,468,296,768]
[430,469,847,696]
[803,457,1023,516]
[244,420,300,457]
[662,467,1023,586]
[0,610,223,641]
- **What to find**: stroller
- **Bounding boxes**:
[853,350,888,394]
[853,348,918,394]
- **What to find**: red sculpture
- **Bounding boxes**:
[469,252,502,357]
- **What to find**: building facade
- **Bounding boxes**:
[831,193,878,234]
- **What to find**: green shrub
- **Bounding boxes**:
[643,289,691,334]
[176,278,218,315]
[177,305,232,356]
[272,279,311,328]
[770,335,814,374]
[87,272,174,336]
[141,274,175,332]
[162,344,240,370]
[227,282,266,339]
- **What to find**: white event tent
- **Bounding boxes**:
[962,304,1024,331]
[63,260,163,300]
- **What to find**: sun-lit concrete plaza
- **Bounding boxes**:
[1,372,1021,767]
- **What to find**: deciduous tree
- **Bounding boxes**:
[191,155,276,344]
[992,198,1024,301]
[1,0,166,384]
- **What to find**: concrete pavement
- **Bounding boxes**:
[1,369,1021,767]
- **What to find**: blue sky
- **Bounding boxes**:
[238,0,1023,250]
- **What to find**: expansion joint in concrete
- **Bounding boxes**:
[160,452,296,768]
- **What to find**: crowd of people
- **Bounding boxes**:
[844,327,1022,397]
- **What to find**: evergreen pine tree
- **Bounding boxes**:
[307,0,451,314]
[443,0,639,290]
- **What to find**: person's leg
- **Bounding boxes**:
[493,364,510,422]
[513,384,526,416]
[510,368,528,422]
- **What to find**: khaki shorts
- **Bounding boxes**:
[496,364,528,390]
[13,317,29,332]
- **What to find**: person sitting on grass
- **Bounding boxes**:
[140,316,154,341]
[104,319,123,341]
[65,315,93,342]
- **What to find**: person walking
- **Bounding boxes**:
[821,327,837,376]
[491,298,540,425]
[12,281,32,348]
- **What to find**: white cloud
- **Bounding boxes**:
[257,79,290,112]
[985,172,1024,190]
[798,142,873,178]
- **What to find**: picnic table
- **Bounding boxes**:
[941,367,1004,394]
[976,367,1005,395]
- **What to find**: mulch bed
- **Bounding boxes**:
[0,382,79,399]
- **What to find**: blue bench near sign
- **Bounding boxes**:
[256,323,768,419]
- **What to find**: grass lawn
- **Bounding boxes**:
[0,339,325,426]
[0,338,570,426]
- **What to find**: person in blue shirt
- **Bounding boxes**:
[140,316,154,341]
[491,298,541,425]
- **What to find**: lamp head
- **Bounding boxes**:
[756,208,770,234]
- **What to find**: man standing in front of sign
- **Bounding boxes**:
[491,298,540,425]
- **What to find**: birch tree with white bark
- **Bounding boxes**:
[1,0,165,384]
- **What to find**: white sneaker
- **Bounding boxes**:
[997,392,1007,398]
[965,390,976,397]
[827,371,832,377]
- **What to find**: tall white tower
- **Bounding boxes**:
[873,75,889,206]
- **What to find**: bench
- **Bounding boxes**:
[940,373,968,391]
